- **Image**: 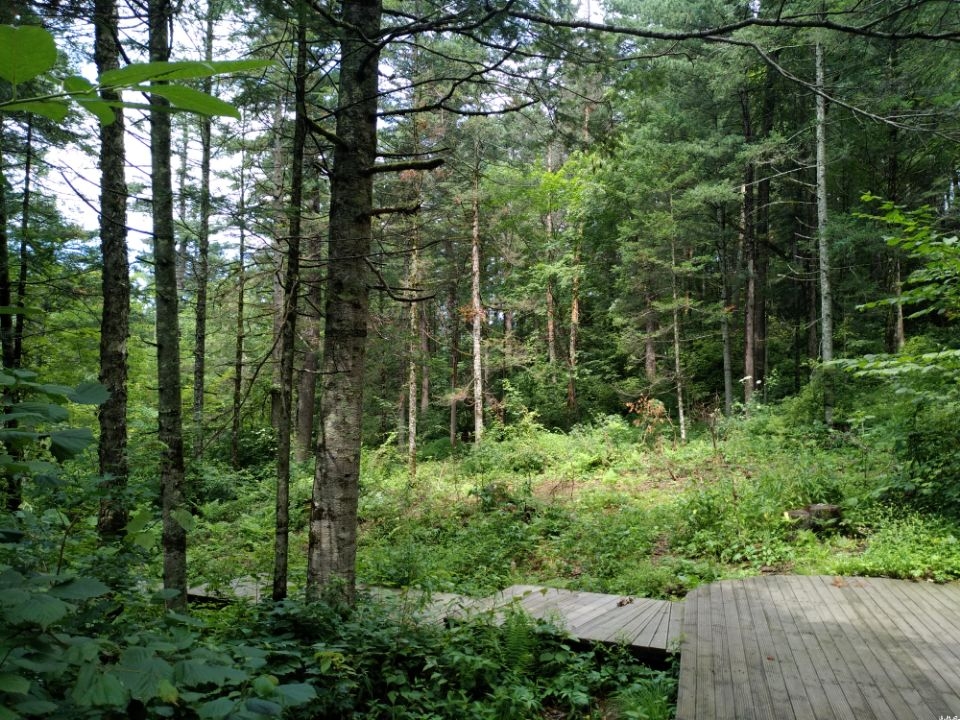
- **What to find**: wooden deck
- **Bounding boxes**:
[676,575,960,720]
[467,584,682,651]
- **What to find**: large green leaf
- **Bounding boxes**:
[275,682,317,707]
[11,401,69,423]
[67,382,109,406]
[197,697,236,719]
[72,665,128,708]
[115,647,173,701]
[0,672,29,695]
[0,100,69,122]
[5,594,70,629]
[100,59,271,87]
[136,85,239,118]
[49,428,94,462]
[47,577,109,601]
[0,26,57,87]
[175,659,248,688]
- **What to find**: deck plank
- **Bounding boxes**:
[675,575,960,720]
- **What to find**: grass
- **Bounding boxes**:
[191,405,960,601]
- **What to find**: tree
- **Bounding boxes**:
[94,0,130,537]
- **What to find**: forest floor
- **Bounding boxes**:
[193,408,960,605]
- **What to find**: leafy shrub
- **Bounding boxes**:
[830,510,960,582]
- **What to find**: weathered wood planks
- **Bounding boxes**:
[676,575,960,720]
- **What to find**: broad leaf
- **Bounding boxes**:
[72,665,128,708]
[197,697,236,719]
[175,659,248,688]
[0,26,57,87]
[115,647,173,701]
[100,59,272,87]
[6,594,70,629]
[75,97,117,126]
[0,100,69,122]
[136,85,239,118]
[48,577,109,601]
[67,382,109,406]
[275,682,317,707]
[49,428,94,461]
[244,698,282,716]
[11,401,69,423]
[0,672,29,694]
[171,508,195,532]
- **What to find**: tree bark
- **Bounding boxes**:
[295,230,322,462]
[95,0,130,537]
[150,0,188,610]
[231,143,246,470]
[192,1,215,460]
[671,235,686,443]
[816,39,834,426]
[274,3,307,602]
[567,236,580,413]
[307,0,382,603]
[0,121,13,371]
[14,118,31,369]
[447,240,460,447]
[471,147,484,441]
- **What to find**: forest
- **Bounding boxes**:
[1,0,960,717]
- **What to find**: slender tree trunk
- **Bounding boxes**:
[742,180,756,407]
[739,89,757,407]
[407,244,419,479]
[231,143,246,470]
[95,0,130,537]
[644,294,657,383]
[14,119,31,369]
[274,4,307,602]
[0,121,14,371]
[567,236,580,413]
[447,245,460,447]
[816,39,834,426]
[175,123,189,294]
[308,0,382,603]
[150,0,188,610]
[295,230,322,462]
[671,236,686,442]
[192,2,215,460]
[471,150,484,441]
[419,307,430,415]
[719,212,734,416]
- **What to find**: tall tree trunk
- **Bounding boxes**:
[307,0,382,603]
[150,0,188,610]
[175,123,189,294]
[0,121,14,371]
[95,0,131,537]
[231,142,246,470]
[671,236,686,443]
[14,119,31,369]
[471,149,484,442]
[719,211,734,416]
[567,236,580,413]
[644,294,657,383]
[407,244,419,479]
[295,230,322,462]
[274,3,307,602]
[742,180,756,407]
[447,242,460,447]
[816,39,834,426]
[192,1,215,460]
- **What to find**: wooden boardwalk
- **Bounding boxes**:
[464,584,682,652]
[676,575,960,720]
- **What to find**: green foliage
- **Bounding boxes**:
[0,23,272,124]
[831,510,960,582]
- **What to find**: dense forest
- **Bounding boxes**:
[1,0,960,717]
